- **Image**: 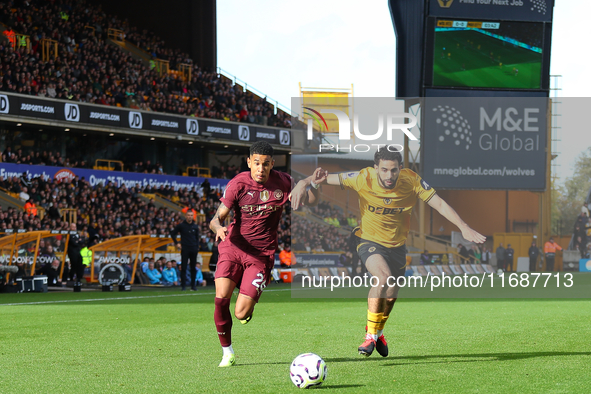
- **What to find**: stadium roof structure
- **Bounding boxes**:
[89,235,173,284]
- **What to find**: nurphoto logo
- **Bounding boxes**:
[304,106,418,153]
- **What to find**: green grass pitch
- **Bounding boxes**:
[433,30,542,89]
[1,284,590,393]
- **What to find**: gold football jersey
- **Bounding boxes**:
[338,168,436,248]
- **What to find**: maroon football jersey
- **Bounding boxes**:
[219,169,292,257]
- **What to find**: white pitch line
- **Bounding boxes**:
[0,288,293,306]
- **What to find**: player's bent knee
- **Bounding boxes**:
[234,294,256,319]
[234,306,254,320]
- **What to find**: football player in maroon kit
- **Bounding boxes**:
[210,141,324,367]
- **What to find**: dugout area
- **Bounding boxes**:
[0,230,72,281]
[89,235,173,284]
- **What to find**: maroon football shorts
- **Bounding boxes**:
[215,245,273,303]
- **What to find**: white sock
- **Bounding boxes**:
[370,334,378,341]
[377,330,383,338]
[222,345,234,356]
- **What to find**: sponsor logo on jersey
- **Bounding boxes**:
[368,205,405,215]
[260,190,270,202]
[344,172,356,179]
[421,179,431,190]
[369,247,376,253]
[274,189,283,200]
[247,191,255,198]
[383,198,392,205]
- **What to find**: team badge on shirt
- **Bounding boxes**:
[260,190,270,202]
[274,189,283,200]
[383,198,392,205]
[421,179,431,190]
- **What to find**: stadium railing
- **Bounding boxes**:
[93,159,124,172]
[41,38,58,61]
[184,166,211,178]
[107,28,125,43]
[178,63,192,83]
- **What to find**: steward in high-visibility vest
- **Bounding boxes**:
[543,237,563,272]
[19,35,26,47]
[279,246,296,267]
[182,206,197,218]
[81,247,93,266]
[24,200,37,216]
[4,28,15,46]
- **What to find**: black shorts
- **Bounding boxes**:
[356,239,407,278]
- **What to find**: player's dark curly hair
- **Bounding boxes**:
[374,150,402,166]
[250,141,274,157]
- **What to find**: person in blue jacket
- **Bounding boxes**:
[162,261,178,286]
[145,262,162,284]
[195,262,207,287]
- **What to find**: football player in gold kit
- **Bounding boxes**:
[291,150,485,357]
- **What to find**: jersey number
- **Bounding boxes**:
[251,273,267,293]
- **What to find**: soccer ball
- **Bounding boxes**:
[289,353,327,389]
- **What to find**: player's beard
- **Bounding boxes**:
[378,175,397,189]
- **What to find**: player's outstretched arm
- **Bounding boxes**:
[427,194,486,244]
[209,203,231,242]
[290,167,328,209]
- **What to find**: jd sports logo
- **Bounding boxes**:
[0,95,8,114]
[238,126,250,141]
[129,112,143,129]
[279,130,290,146]
[65,103,80,122]
[186,119,198,135]
[437,0,454,8]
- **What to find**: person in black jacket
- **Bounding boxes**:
[67,222,84,284]
[505,244,515,272]
[528,241,540,272]
[170,211,200,290]
[39,258,63,287]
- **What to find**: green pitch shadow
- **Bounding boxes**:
[316,384,365,389]
[326,351,591,366]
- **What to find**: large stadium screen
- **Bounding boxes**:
[431,19,544,90]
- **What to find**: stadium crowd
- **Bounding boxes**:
[0,171,300,249]
[2,146,90,168]
[0,168,356,254]
[0,0,292,127]
[1,145,246,179]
